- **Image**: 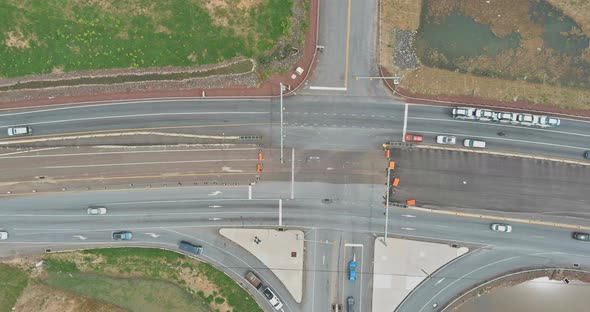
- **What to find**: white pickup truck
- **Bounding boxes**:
[7,125,33,136]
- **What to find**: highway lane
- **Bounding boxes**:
[2,187,590,311]
[1,97,588,160]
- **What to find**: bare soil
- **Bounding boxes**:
[13,282,128,312]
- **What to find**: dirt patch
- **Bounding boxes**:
[179,267,232,312]
[14,282,128,312]
[4,30,35,49]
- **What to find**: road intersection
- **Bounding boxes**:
[1,0,590,310]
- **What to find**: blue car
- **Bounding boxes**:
[348,259,357,281]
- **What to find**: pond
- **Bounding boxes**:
[414,0,590,89]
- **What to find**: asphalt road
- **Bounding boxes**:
[2,185,590,311]
[1,97,588,159]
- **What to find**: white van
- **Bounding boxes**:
[463,139,486,148]
[7,125,33,136]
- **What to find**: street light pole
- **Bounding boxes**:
[280,83,285,164]
[383,167,391,246]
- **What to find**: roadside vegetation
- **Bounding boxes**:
[0,263,28,312]
[0,248,262,312]
[381,0,590,110]
[0,0,296,79]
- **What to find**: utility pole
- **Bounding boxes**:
[280,83,285,164]
[383,166,391,246]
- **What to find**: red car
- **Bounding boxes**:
[405,134,423,142]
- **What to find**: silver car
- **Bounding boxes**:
[436,135,456,145]
[490,223,512,233]
[87,207,107,215]
[0,231,8,240]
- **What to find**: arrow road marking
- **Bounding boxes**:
[145,233,160,238]
[221,166,243,173]
[208,191,222,196]
[435,277,446,285]
[73,235,87,240]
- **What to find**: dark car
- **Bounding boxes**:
[573,232,590,241]
[584,151,589,160]
[112,231,133,240]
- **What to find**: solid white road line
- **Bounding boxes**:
[308,86,348,91]
[0,111,267,127]
[402,103,408,142]
[42,158,257,169]
[0,147,257,159]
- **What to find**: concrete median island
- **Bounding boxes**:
[220,228,304,302]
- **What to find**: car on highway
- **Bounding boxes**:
[452,107,476,119]
[536,115,561,127]
[347,296,355,312]
[112,231,133,240]
[463,139,486,148]
[348,259,357,281]
[572,232,590,242]
[516,113,535,124]
[584,151,589,160]
[490,223,512,233]
[262,287,283,310]
[474,109,495,121]
[436,135,456,145]
[495,112,515,122]
[87,206,107,215]
[405,134,423,142]
[7,125,33,136]
[0,231,8,240]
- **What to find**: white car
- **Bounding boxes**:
[87,207,107,215]
[474,109,495,121]
[516,113,535,124]
[490,223,512,233]
[495,112,515,122]
[262,287,283,310]
[0,231,8,240]
[452,107,476,119]
[535,115,560,127]
[436,135,456,145]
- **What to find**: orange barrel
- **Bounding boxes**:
[388,161,395,170]
[385,149,391,158]
[392,177,400,187]
[258,151,263,161]
[256,163,263,172]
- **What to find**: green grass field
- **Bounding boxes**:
[44,247,262,312]
[45,272,209,312]
[0,0,293,78]
[0,264,29,312]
